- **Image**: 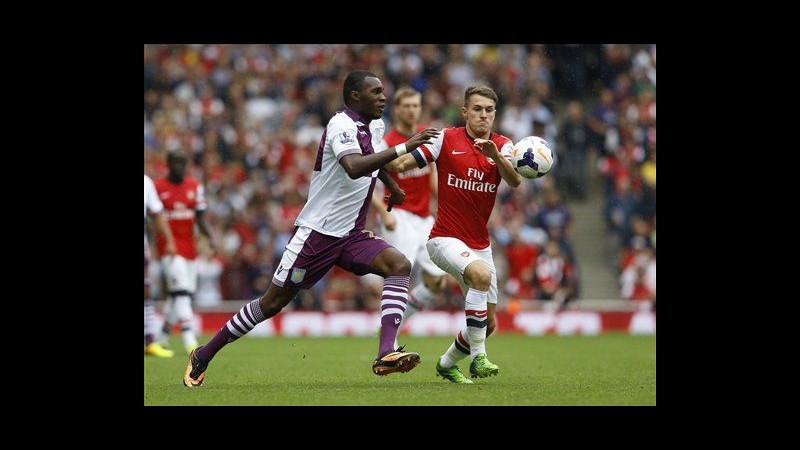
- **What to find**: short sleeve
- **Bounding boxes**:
[418,128,445,162]
[329,120,361,160]
[145,175,163,215]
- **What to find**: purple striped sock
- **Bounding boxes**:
[378,275,410,357]
[196,299,266,361]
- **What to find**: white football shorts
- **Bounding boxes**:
[380,208,446,277]
[161,254,198,294]
[426,236,498,305]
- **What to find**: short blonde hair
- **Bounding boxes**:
[394,86,421,105]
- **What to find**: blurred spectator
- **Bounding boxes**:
[586,87,618,157]
[503,229,540,299]
[600,45,631,88]
[604,176,638,240]
[499,91,533,142]
[619,215,653,272]
[620,246,656,302]
[557,100,591,200]
[535,240,577,309]
[640,146,656,190]
[531,188,575,262]
[550,44,588,100]
[532,117,557,157]
[650,215,656,250]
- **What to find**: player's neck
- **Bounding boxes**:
[395,122,417,137]
[344,105,371,123]
[168,174,184,184]
[465,124,491,140]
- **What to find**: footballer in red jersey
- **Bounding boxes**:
[155,150,215,354]
[386,85,522,383]
[145,174,177,358]
[371,87,448,344]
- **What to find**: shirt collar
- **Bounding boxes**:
[344,106,372,126]
[464,126,492,142]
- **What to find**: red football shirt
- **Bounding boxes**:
[155,176,207,259]
[381,127,434,217]
[417,127,513,249]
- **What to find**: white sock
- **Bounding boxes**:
[174,294,197,349]
[144,300,159,343]
[439,328,470,368]
[405,283,435,320]
[181,329,198,350]
[160,297,176,344]
[401,297,422,324]
[167,296,179,324]
[464,288,488,358]
[394,283,437,349]
[394,283,434,348]
[410,283,435,309]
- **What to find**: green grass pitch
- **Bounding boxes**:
[145,333,655,406]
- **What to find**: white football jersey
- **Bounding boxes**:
[295,108,385,237]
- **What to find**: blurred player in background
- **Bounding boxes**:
[371,87,448,348]
[183,71,439,387]
[155,150,215,354]
[145,174,176,357]
[386,85,521,384]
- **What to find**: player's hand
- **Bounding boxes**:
[385,188,405,212]
[473,138,500,158]
[406,128,440,151]
[165,240,177,256]
[383,211,397,231]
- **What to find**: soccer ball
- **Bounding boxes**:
[511,135,554,179]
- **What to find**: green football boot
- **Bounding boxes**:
[469,353,499,378]
[435,360,474,384]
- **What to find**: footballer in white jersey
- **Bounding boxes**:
[183,71,439,388]
[294,109,385,237]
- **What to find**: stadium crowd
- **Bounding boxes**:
[144,44,656,310]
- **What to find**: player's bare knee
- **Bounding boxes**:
[421,270,445,292]
[259,295,287,318]
[464,265,491,291]
[424,275,446,293]
[387,255,412,276]
[257,296,275,316]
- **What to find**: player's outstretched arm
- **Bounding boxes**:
[387,128,441,173]
[371,188,397,230]
[342,128,439,178]
[384,153,417,173]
